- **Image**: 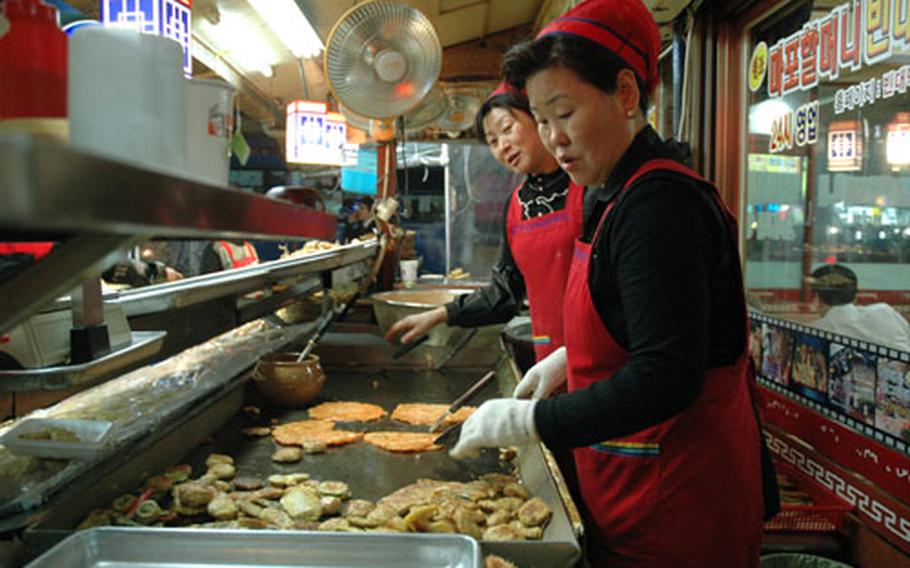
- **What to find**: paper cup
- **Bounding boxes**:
[184,78,235,186]
[400,259,419,288]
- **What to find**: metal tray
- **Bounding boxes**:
[0,331,166,392]
[27,527,482,568]
[1,418,113,461]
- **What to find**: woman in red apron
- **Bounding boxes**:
[452,1,769,565]
[385,84,583,365]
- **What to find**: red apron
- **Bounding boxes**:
[220,240,258,269]
[507,179,584,361]
[563,159,763,567]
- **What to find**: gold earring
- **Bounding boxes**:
[626,109,635,118]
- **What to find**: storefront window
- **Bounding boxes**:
[744,0,910,351]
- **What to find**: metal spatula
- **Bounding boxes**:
[296,291,361,362]
[428,370,497,433]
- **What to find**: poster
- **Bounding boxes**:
[761,324,792,386]
[876,359,910,442]
[749,323,763,371]
[829,344,877,425]
[790,334,828,402]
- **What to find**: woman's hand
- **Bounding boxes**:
[384,306,447,344]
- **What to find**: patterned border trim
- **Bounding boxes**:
[766,430,910,552]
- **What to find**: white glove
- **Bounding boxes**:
[450,399,539,460]
[512,346,567,400]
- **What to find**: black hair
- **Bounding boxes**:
[810,264,857,306]
[502,34,649,114]
[473,91,533,142]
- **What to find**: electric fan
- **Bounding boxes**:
[324,1,442,121]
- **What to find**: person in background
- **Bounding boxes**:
[809,263,910,352]
[384,83,585,368]
[449,1,773,565]
[102,258,183,286]
[201,240,259,273]
[0,242,182,287]
[340,196,376,244]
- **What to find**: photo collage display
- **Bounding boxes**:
[751,315,910,445]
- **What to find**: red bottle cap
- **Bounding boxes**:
[4,0,59,25]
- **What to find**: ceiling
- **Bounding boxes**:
[65,0,692,138]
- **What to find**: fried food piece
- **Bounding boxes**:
[343,499,375,519]
[241,426,271,437]
[205,454,233,468]
[486,510,512,526]
[485,555,519,568]
[363,432,443,453]
[517,497,551,527]
[281,487,323,520]
[268,473,310,488]
[272,420,363,448]
[208,494,238,520]
[308,401,386,423]
[318,481,351,499]
[271,447,303,463]
[163,464,192,483]
[262,508,295,529]
[208,463,236,480]
[233,477,264,491]
[390,403,476,427]
[483,523,525,541]
[503,482,530,500]
[320,496,342,516]
[301,439,327,454]
[134,501,162,525]
[404,504,438,532]
[319,517,360,532]
[175,482,217,509]
[77,509,113,530]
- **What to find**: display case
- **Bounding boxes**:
[0,132,377,396]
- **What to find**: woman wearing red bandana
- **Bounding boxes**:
[451,1,774,565]
[386,84,584,368]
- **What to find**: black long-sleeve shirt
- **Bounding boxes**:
[536,126,748,449]
[445,169,572,327]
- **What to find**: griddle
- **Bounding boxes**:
[183,365,507,501]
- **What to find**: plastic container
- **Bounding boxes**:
[68,27,185,175]
[0,418,113,460]
[760,553,853,568]
[184,78,235,186]
[0,0,67,119]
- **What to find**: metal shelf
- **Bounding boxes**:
[115,241,378,317]
[0,132,337,240]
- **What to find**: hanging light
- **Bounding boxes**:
[886,112,910,170]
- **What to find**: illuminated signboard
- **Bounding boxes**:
[886,113,910,169]
[101,0,192,74]
[285,101,347,166]
[828,120,863,172]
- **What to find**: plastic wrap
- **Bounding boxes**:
[0,317,315,517]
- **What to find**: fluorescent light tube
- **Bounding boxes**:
[247,0,323,59]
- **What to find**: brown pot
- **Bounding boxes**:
[252,353,326,407]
